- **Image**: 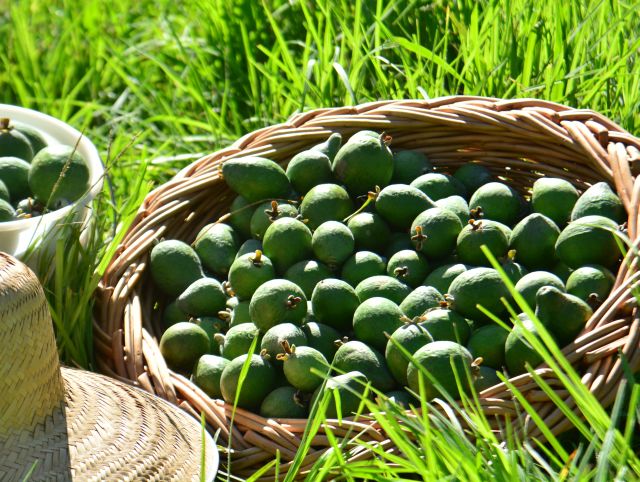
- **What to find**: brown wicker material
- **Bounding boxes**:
[95,97,640,480]
[0,253,218,481]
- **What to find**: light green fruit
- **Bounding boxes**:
[262,217,313,273]
[0,198,15,221]
[555,215,621,269]
[280,344,329,392]
[386,250,430,288]
[419,308,471,345]
[249,279,308,332]
[565,264,615,304]
[341,251,387,287]
[514,271,565,310]
[0,119,33,161]
[391,150,433,184]
[228,300,251,328]
[531,178,579,227]
[150,240,204,297]
[385,322,434,386]
[228,250,275,300]
[448,268,509,322]
[399,286,444,319]
[570,182,625,224]
[423,263,470,295]
[375,184,435,230]
[260,323,307,360]
[504,316,544,376]
[301,321,342,361]
[0,156,31,202]
[220,354,277,411]
[311,278,359,333]
[260,386,308,418]
[299,183,354,230]
[312,220,355,268]
[467,324,509,369]
[159,321,210,374]
[333,340,396,392]
[347,212,391,254]
[176,277,227,317]
[355,275,412,305]
[468,182,524,226]
[218,323,261,361]
[162,300,188,329]
[310,133,342,162]
[310,371,369,419]
[284,259,332,299]
[353,297,405,352]
[453,163,493,194]
[435,195,470,226]
[410,172,467,201]
[228,195,254,239]
[286,150,334,194]
[194,223,239,276]
[221,156,291,203]
[249,200,299,239]
[456,219,509,267]
[192,354,229,399]
[509,213,560,270]
[410,207,463,260]
[535,286,592,346]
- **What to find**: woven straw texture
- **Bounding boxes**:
[0,253,217,482]
[95,97,640,480]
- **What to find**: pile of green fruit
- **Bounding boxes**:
[0,117,91,221]
[153,129,623,418]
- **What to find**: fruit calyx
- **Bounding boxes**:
[411,226,428,250]
[393,266,409,279]
[0,118,11,131]
[470,206,484,220]
[285,295,303,310]
[471,356,484,376]
[440,297,453,309]
[276,340,295,361]
[469,219,482,231]
[334,336,349,347]
[265,200,280,221]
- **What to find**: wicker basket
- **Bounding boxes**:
[95,97,640,480]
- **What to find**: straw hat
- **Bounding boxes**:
[0,253,218,481]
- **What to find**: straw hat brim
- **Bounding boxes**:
[1,366,218,482]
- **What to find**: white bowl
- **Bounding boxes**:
[0,104,104,259]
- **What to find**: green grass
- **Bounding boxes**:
[1,0,639,480]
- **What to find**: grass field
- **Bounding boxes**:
[1,0,639,480]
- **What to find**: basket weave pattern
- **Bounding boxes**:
[95,97,640,480]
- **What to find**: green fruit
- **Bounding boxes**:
[423,263,470,295]
[399,286,444,319]
[249,200,299,240]
[10,120,47,154]
[192,354,229,399]
[221,156,291,203]
[333,341,396,392]
[28,145,90,206]
[260,323,307,360]
[468,182,524,226]
[160,321,211,373]
[419,308,471,344]
[535,286,592,346]
[385,232,413,258]
[509,213,560,270]
[474,366,501,392]
[353,297,405,352]
[406,341,474,401]
[228,195,254,239]
[504,316,544,376]
[310,133,342,162]
[385,323,434,386]
[555,215,621,268]
[565,264,615,304]
[262,217,313,273]
[229,300,251,328]
[375,184,435,230]
[501,258,528,283]
[194,317,225,355]
[453,163,493,194]
[435,195,470,226]
[391,150,433,184]
[552,262,573,283]
[301,321,341,361]
[162,300,188,329]
[0,179,9,202]
[386,250,430,288]
[311,278,359,332]
[410,172,467,201]
[571,182,625,224]
[260,386,308,418]
[249,279,308,332]
[280,344,329,392]
[332,132,393,196]
[514,271,565,309]
[382,390,417,408]
[0,156,31,202]
[456,219,509,267]
[194,223,239,276]
[410,207,463,260]
[467,324,509,369]
[531,178,579,227]
[176,277,227,317]
[341,251,387,287]
[0,119,33,161]
[228,250,276,300]
[235,239,262,259]
[311,371,369,418]
[0,198,15,221]
[312,221,355,267]
[299,183,354,230]
[219,323,261,360]
[355,275,411,304]
[286,150,334,194]
[284,259,332,299]
[347,212,391,254]
[150,240,204,297]
[220,354,277,411]
[448,267,509,321]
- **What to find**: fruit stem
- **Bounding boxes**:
[217,310,231,321]
[0,118,10,130]
[440,297,452,309]
[280,340,294,355]
[469,219,482,231]
[343,186,380,223]
[250,250,263,266]
[587,293,602,309]
[380,132,392,146]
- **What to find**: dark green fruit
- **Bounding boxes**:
[467,324,509,369]
[249,279,308,332]
[435,195,470,226]
[406,341,474,401]
[228,195,254,239]
[474,366,501,392]
[333,340,396,392]
[194,317,225,355]
[448,267,509,321]
[399,286,444,319]
[260,323,307,360]
[501,257,528,283]
[279,342,329,392]
[194,223,239,276]
[177,277,227,317]
[552,262,573,283]
[150,240,204,297]
[375,184,435,230]
[302,321,341,361]
[162,300,188,329]
[0,118,33,161]
[220,353,277,411]
[29,145,90,206]
[411,172,467,201]
[565,264,615,304]
[355,275,411,305]
[391,150,433,184]
[299,183,354,230]
[192,354,229,399]
[250,200,299,239]
[159,321,210,373]
[311,278,359,332]
[453,163,493,194]
[423,263,470,295]
[286,150,334,194]
[260,386,308,419]
[228,300,251,328]
[262,217,313,273]
[347,212,391,254]
[0,198,15,221]
[310,133,342,162]
[570,182,625,224]
[385,322,434,386]
[341,251,387,287]
[0,156,31,202]
[0,179,9,202]
[218,323,261,360]
[509,213,560,270]
[9,120,47,154]
[228,250,275,300]
[311,371,369,418]
[531,178,579,226]
[504,316,544,376]
[555,215,621,268]
[385,232,413,258]
[221,156,291,203]
[535,286,592,346]
[386,250,430,288]
[312,220,355,268]
[332,132,393,196]
[419,308,471,344]
[353,297,405,352]
[410,207,463,260]
[514,271,565,310]
[235,239,262,259]
[456,219,509,267]
[382,390,417,408]
[468,182,524,226]
[284,259,332,299]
